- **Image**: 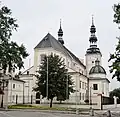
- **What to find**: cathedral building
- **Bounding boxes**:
[7,18,110,107]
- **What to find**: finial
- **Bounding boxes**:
[60,19,62,29]
[92,15,94,26]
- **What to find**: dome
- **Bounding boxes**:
[89,59,106,75]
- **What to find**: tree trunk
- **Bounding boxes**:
[60,100,62,104]
[50,98,53,108]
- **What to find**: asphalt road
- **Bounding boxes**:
[0,110,120,117]
[0,111,89,117]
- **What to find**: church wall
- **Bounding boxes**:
[34,48,85,74]
[89,79,109,97]
[33,48,87,103]
[68,73,88,103]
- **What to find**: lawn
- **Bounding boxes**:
[8,104,75,111]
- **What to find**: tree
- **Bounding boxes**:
[110,88,120,99]
[34,54,74,107]
[109,3,120,81]
[0,5,29,73]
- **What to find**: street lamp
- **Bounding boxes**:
[46,57,48,100]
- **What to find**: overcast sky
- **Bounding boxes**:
[2,0,120,90]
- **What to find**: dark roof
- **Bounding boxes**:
[10,78,25,83]
[22,66,34,74]
[34,33,85,68]
[89,65,106,75]
[86,47,102,55]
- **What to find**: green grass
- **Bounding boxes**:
[8,104,90,112]
[8,104,73,111]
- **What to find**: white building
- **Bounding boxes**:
[19,18,110,106]
[1,18,110,108]
[0,75,25,107]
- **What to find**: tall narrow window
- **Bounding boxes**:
[82,93,84,100]
[80,81,81,88]
[13,84,15,89]
[82,82,84,89]
[80,93,81,100]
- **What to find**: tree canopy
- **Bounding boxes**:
[109,3,120,81]
[0,5,28,73]
[110,88,120,99]
[34,54,74,107]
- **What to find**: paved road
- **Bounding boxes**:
[0,111,90,117]
[0,110,120,117]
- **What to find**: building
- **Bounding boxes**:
[19,17,110,106]
[1,17,110,109]
[0,74,25,108]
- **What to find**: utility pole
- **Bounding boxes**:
[46,57,48,100]
[66,74,68,102]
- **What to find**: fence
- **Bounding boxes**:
[5,95,107,109]
[7,95,36,105]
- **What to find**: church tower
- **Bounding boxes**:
[58,19,64,44]
[85,16,102,77]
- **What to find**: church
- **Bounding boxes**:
[3,17,110,109]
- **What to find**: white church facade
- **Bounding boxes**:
[21,18,110,105]
[0,18,110,109]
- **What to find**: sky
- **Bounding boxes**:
[2,0,120,90]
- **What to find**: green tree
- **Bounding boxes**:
[0,5,28,73]
[34,54,74,107]
[110,88,120,99]
[109,3,120,81]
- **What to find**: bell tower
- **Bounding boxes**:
[85,16,102,77]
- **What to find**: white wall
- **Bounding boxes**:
[90,73,106,78]
[89,79,109,97]
[20,75,36,104]
[7,79,24,104]
[33,47,87,103]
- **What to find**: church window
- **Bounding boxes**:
[80,81,81,88]
[80,92,81,100]
[93,84,98,90]
[82,82,84,89]
[41,54,45,61]
[13,84,15,89]
[82,93,84,100]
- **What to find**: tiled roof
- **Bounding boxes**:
[34,33,85,68]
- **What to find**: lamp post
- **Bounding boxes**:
[46,57,48,100]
